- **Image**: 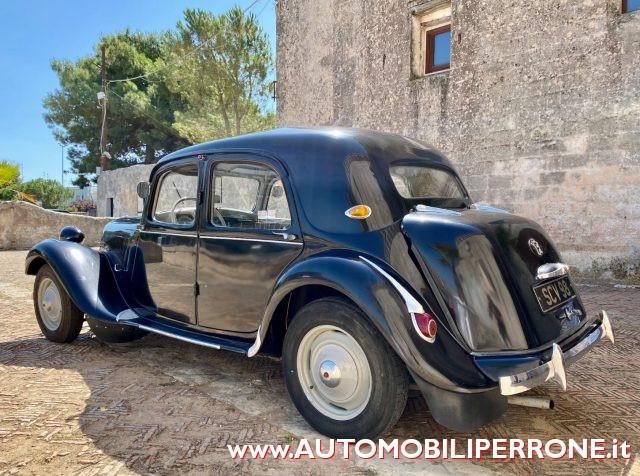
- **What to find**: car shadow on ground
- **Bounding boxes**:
[1,313,638,475]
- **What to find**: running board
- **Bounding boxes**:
[116,310,253,354]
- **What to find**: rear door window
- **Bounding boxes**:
[210,162,292,231]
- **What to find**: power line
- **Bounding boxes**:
[255,0,272,19]
[108,2,265,86]
[106,88,180,137]
[244,0,262,13]
[106,34,217,87]
[107,74,149,84]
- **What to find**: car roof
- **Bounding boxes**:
[157,127,454,170]
[153,127,463,236]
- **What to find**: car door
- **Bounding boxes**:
[197,155,303,334]
[136,158,200,325]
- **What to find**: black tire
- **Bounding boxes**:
[282,297,409,439]
[33,264,84,343]
[86,316,148,344]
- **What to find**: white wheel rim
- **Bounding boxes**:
[38,277,62,331]
[296,324,372,420]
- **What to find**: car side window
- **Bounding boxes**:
[211,162,292,230]
[152,164,198,226]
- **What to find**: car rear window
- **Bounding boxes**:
[390,165,465,200]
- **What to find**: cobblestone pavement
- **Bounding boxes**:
[0,250,639,475]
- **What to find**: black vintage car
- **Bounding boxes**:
[25,128,614,438]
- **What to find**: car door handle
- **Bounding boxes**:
[272,232,297,241]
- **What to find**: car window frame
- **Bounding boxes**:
[201,153,300,237]
[144,157,202,232]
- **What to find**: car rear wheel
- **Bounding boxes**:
[282,297,409,439]
[86,317,148,344]
[33,264,84,343]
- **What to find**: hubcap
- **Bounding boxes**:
[296,324,372,421]
[38,278,62,331]
[319,360,340,388]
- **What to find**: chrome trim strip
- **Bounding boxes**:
[116,309,222,350]
[199,235,303,246]
[135,324,222,350]
[141,230,196,238]
[360,256,424,314]
[247,324,262,357]
[536,262,570,281]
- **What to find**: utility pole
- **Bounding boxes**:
[99,44,108,171]
[60,144,65,187]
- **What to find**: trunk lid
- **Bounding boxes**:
[402,207,587,352]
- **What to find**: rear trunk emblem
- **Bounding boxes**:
[528,238,544,256]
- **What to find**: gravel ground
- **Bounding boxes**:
[0,250,638,475]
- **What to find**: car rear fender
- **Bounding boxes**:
[25,239,127,323]
[254,249,492,392]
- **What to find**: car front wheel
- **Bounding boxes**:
[33,264,84,343]
[282,297,409,439]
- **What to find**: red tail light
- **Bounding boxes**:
[412,312,437,343]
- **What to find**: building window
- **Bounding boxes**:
[411,1,452,77]
[623,0,640,13]
[425,24,451,73]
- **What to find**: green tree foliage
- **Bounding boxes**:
[0,160,21,200]
[165,7,275,143]
[17,178,73,209]
[43,30,190,186]
[43,7,275,184]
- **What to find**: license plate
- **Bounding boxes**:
[533,276,576,313]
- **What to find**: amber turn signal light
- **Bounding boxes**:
[345,204,372,219]
[412,312,437,343]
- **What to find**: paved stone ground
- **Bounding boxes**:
[0,250,638,475]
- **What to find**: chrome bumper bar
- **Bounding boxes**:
[499,310,614,396]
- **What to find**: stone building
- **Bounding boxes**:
[97,164,153,217]
[276,0,640,277]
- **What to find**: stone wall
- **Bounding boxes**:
[0,201,112,250]
[97,164,154,218]
[276,0,640,278]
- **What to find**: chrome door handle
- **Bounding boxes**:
[272,232,297,241]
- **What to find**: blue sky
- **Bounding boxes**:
[0,0,276,182]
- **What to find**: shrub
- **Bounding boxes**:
[69,198,96,212]
[17,178,72,209]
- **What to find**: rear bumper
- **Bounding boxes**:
[480,310,614,396]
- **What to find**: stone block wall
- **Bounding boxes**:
[276,0,640,278]
[0,201,112,250]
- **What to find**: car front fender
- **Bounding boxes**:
[25,239,127,323]
[254,249,493,392]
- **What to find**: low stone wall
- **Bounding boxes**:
[0,201,112,250]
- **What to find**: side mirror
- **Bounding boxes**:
[137,181,150,200]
